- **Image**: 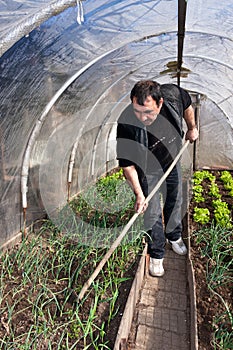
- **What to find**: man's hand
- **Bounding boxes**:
[185,126,199,143]
[122,166,148,214]
[184,105,199,143]
[134,193,148,213]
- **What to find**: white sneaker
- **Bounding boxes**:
[169,237,187,255]
[149,258,164,277]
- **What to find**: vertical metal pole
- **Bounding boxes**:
[177,0,187,86]
[193,94,201,171]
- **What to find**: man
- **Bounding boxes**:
[116,80,198,277]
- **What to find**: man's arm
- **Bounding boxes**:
[122,165,148,213]
[183,105,199,143]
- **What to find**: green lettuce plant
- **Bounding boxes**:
[220,170,233,196]
[192,184,205,203]
[193,170,215,184]
[212,199,232,229]
[193,207,210,224]
[208,182,221,199]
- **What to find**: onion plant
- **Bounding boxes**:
[192,224,233,349]
[0,169,143,349]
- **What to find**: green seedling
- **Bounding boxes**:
[193,207,210,224]
[192,184,205,203]
[212,199,232,228]
[208,182,221,199]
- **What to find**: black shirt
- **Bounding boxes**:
[117,84,192,175]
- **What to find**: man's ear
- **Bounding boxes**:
[159,97,164,107]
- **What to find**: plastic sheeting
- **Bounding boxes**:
[0,0,233,246]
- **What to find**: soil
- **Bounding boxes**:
[189,170,233,350]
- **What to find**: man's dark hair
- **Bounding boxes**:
[130,80,162,106]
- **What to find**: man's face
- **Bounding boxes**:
[132,95,163,126]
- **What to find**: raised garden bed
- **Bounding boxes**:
[189,169,233,350]
[0,169,145,349]
[0,222,145,349]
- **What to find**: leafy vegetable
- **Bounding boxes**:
[192,184,205,203]
[212,199,232,229]
[208,182,221,199]
[193,207,210,224]
[220,170,233,197]
[192,170,233,228]
[193,170,215,184]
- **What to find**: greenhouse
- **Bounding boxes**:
[0,0,232,349]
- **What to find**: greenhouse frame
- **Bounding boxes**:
[0,1,233,349]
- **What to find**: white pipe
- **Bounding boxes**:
[0,0,77,57]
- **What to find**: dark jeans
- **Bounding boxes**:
[141,163,182,259]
